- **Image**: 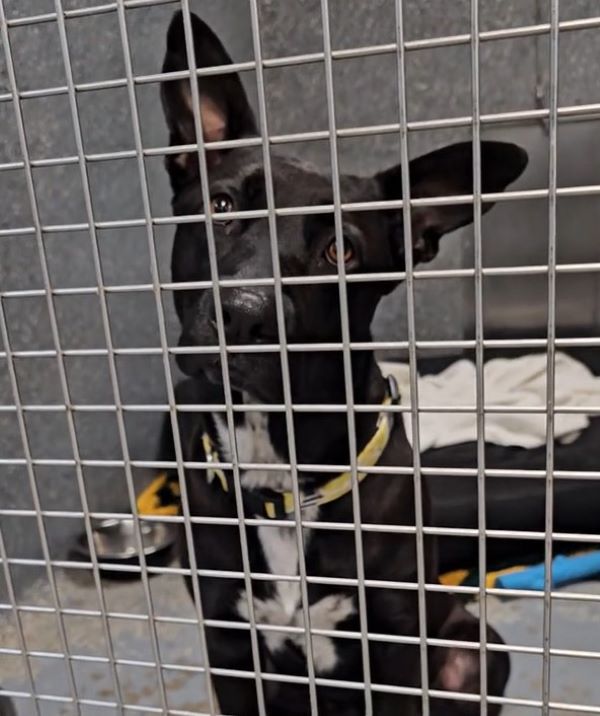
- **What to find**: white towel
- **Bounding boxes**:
[379,352,600,451]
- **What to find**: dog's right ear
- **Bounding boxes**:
[375,141,528,269]
[161,11,257,189]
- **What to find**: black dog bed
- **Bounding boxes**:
[419,347,600,574]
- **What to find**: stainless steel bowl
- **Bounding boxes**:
[75,518,177,563]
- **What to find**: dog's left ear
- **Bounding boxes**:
[429,606,510,716]
[376,141,528,267]
[161,11,257,188]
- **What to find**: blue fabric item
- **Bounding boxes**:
[496,551,600,590]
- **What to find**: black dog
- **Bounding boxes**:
[159,11,527,715]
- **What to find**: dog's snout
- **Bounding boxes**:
[220,290,273,344]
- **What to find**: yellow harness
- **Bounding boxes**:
[137,377,399,520]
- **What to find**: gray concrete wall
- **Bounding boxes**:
[0,0,599,594]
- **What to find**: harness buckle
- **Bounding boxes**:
[260,489,289,520]
[241,487,289,520]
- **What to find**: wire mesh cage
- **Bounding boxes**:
[0,0,600,714]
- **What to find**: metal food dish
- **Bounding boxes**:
[75,518,177,563]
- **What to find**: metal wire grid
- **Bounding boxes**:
[0,0,598,714]
[468,2,488,712]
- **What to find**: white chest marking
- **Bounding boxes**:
[213,411,354,673]
[237,584,355,674]
[258,525,301,619]
[213,411,291,491]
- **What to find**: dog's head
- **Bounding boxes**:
[161,11,527,402]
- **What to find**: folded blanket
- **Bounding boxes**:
[380,352,600,450]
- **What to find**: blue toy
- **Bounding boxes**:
[496,551,600,590]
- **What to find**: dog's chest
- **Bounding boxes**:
[212,412,355,673]
[213,411,291,491]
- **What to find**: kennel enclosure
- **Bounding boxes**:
[0,0,599,714]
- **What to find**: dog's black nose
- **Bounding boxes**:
[220,289,273,344]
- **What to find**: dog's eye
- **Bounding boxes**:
[210,193,234,218]
[324,236,355,266]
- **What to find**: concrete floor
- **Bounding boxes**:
[0,567,599,715]
[0,567,208,715]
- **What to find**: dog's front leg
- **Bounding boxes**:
[370,641,423,716]
[366,587,425,716]
[211,674,260,716]
[204,626,262,716]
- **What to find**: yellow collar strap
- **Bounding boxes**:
[203,376,399,520]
